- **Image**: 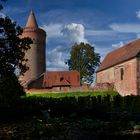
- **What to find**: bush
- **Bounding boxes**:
[0,73,25,107]
[20,92,140,121]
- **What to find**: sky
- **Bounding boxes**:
[1,0,140,71]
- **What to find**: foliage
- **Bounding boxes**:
[31,116,137,140]
[66,42,100,84]
[33,120,61,139]
[80,119,105,130]
[0,73,25,106]
[0,17,32,76]
[27,91,118,98]
[2,92,140,139]
[133,124,140,130]
[20,93,140,122]
[21,92,118,118]
[0,15,32,105]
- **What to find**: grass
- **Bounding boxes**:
[26,91,119,98]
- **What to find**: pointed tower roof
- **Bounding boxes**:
[25,10,38,28]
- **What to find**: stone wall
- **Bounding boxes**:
[93,83,115,92]
[27,84,93,93]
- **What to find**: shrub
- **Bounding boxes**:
[0,73,25,107]
[21,92,140,120]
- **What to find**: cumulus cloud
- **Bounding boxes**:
[41,23,63,38]
[42,23,89,70]
[109,23,140,33]
[112,41,124,48]
[61,23,88,44]
[46,46,68,71]
[41,22,88,44]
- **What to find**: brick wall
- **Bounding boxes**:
[96,58,138,96]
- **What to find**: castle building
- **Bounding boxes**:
[20,11,46,84]
[96,39,140,96]
[19,11,80,91]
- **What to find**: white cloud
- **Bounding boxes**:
[46,46,68,71]
[41,23,63,38]
[61,23,88,44]
[136,10,140,19]
[41,22,88,45]
[42,22,137,70]
[112,41,124,48]
[109,23,140,33]
[41,22,89,70]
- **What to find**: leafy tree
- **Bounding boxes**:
[66,42,100,84]
[0,15,32,105]
[0,17,32,75]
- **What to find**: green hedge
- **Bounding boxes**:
[27,91,118,98]
[19,93,140,121]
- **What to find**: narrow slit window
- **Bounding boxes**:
[120,68,124,80]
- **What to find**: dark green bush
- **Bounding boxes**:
[20,93,140,121]
[80,118,105,130]
[0,73,25,107]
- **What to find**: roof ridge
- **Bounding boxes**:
[107,38,139,56]
[97,38,140,72]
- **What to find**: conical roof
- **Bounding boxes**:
[25,10,38,28]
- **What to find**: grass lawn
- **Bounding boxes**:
[26,91,119,98]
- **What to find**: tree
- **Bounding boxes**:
[66,42,100,84]
[0,16,32,105]
[0,17,32,75]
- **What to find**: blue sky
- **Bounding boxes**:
[2,0,140,71]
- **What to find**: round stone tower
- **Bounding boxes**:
[20,11,46,85]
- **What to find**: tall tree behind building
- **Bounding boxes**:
[66,42,100,84]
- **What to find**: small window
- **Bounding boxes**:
[60,77,64,81]
[120,68,124,80]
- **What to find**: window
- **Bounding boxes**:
[120,68,124,80]
[60,77,64,81]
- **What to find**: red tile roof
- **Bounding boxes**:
[43,71,80,88]
[97,38,140,72]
